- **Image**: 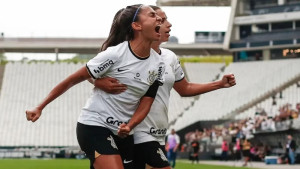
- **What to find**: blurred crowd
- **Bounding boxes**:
[180,102,300,165]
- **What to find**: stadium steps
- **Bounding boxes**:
[172,58,300,131]
[224,68,300,119]
[0,62,91,147]
[235,81,300,120]
[168,62,225,126]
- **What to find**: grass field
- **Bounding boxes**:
[0,159,254,169]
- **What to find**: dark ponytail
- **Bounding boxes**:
[101,4,143,51]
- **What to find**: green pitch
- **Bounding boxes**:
[0,159,254,169]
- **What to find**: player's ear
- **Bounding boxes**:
[131,22,142,31]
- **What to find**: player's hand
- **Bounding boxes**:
[221,74,236,88]
[94,77,127,94]
[25,107,42,122]
[117,123,131,138]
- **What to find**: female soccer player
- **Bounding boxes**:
[26,4,165,169]
[92,6,236,169]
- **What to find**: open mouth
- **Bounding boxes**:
[155,25,161,33]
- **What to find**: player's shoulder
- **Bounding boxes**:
[95,41,127,58]
[160,48,176,57]
[105,41,128,55]
[160,48,178,63]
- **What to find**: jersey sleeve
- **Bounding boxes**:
[86,49,118,79]
[174,55,185,82]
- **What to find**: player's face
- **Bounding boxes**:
[136,6,162,41]
[156,9,172,43]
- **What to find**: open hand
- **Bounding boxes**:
[94,77,127,94]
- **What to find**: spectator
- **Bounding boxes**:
[285,135,296,164]
[296,103,300,113]
[221,139,229,161]
[190,137,200,164]
[166,129,180,168]
[234,138,242,161]
[241,137,251,166]
[242,123,254,139]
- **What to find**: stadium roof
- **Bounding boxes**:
[156,0,231,6]
[0,37,231,56]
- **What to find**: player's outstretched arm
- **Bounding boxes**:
[25,66,91,122]
[173,74,236,97]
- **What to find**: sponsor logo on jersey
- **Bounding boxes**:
[107,135,118,150]
[157,148,168,161]
[106,117,128,127]
[93,59,114,73]
[134,73,141,81]
[147,70,157,85]
[117,68,128,72]
[157,66,163,80]
[150,127,167,136]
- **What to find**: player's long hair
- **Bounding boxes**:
[100,4,142,51]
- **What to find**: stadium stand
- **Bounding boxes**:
[236,84,300,120]
[168,63,225,125]
[0,62,91,147]
[172,58,300,131]
[0,65,4,92]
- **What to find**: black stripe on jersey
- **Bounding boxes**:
[128,41,149,60]
[144,80,160,98]
[175,76,185,82]
[86,64,96,79]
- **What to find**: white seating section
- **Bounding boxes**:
[168,63,225,124]
[173,59,300,131]
[236,83,300,120]
[0,62,92,147]
[184,63,225,83]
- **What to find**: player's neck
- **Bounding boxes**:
[151,41,161,54]
[129,40,151,58]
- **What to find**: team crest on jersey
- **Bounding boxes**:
[107,135,118,150]
[147,70,157,84]
[157,148,168,161]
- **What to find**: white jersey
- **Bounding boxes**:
[78,41,165,135]
[134,48,184,145]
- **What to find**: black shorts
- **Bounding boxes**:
[134,141,170,169]
[242,150,250,158]
[76,122,134,169]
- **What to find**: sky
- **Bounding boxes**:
[0,0,231,60]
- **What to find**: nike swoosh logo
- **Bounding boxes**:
[123,159,133,164]
[118,68,128,72]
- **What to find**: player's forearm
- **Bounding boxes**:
[174,79,222,97]
[37,67,89,110]
[127,97,154,130]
